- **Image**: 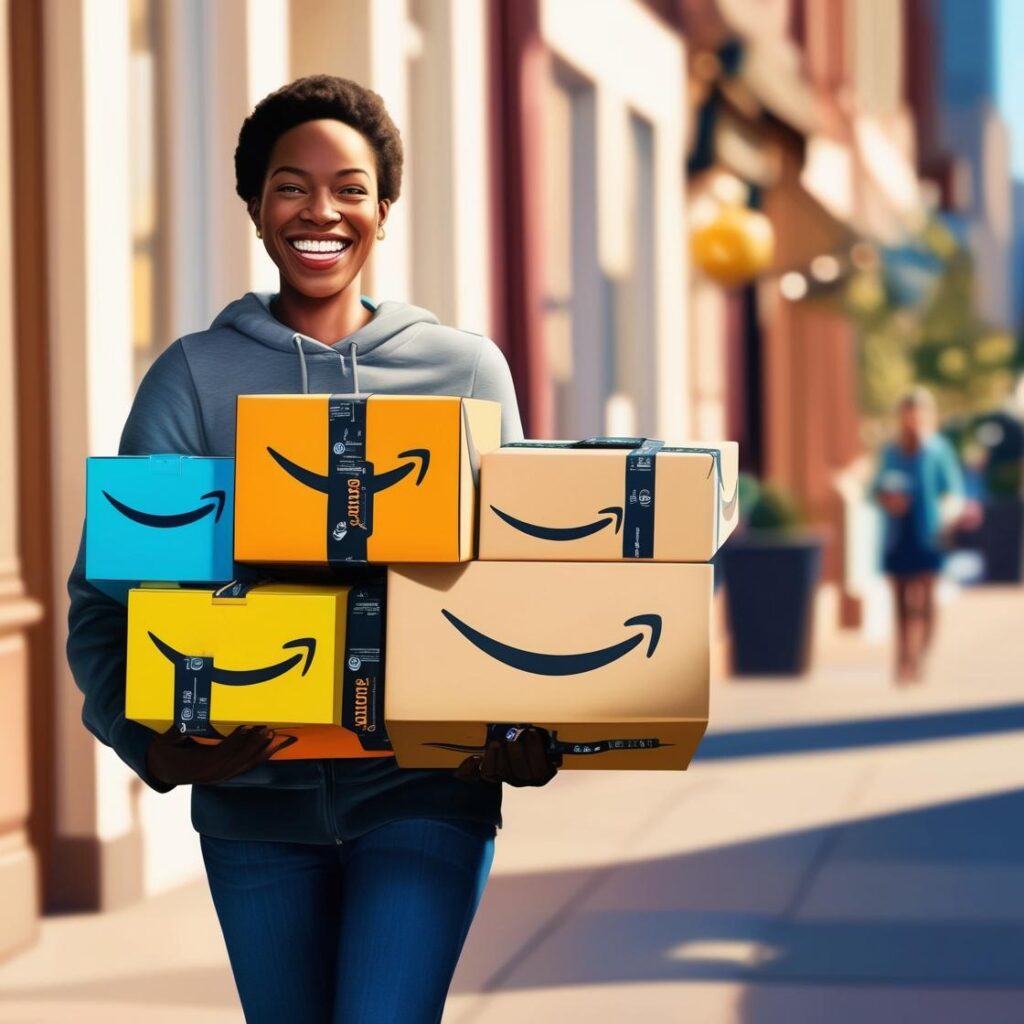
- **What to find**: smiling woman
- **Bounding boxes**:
[235,77,403,345]
[64,73,550,1024]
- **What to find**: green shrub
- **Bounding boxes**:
[738,473,804,532]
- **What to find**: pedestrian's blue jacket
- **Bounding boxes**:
[66,292,524,844]
[871,432,964,553]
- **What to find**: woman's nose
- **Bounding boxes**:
[303,189,342,224]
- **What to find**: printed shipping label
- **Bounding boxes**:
[327,397,374,562]
[622,439,664,559]
[173,654,215,737]
[341,586,391,750]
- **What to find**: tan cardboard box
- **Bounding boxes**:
[478,440,738,562]
[384,560,711,770]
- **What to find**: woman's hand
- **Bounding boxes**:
[454,726,559,788]
[146,724,297,786]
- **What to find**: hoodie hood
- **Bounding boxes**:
[209,292,442,395]
[210,291,440,360]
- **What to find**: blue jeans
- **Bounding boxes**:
[200,818,495,1023]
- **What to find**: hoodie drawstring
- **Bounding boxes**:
[293,332,361,395]
[349,341,360,395]
[293,334,310,395]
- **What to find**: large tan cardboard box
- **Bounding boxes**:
[479,440,738,562]
[385,561,711,770]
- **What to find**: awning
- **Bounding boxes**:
[854,115,927,242]
[802,123,927,246]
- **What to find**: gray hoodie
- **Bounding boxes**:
[66,292,523,844]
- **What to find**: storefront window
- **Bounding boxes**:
[612,111,657,437]
[541,65,657,439]
[541,67,576,438]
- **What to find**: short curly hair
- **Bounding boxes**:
[234,74,404,206]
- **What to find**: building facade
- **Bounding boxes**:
[2,0,694,955]
[6,0,981,959]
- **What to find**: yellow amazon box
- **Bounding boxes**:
[126,580,391,758]
[479,438,739,563]
[234,394,501,564]
[384,560,711,771]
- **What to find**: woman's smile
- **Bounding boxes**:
[286,233,355,270]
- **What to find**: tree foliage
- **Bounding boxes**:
[845,219,1023,418]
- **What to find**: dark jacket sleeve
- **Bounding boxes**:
[471,337,525,444]
[66,342,207,793]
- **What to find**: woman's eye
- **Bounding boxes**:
[276,184,365,197]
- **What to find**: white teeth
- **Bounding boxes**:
[290,239,348,253]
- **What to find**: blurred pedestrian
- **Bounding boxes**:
[872,386,965,683]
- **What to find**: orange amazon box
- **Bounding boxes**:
[479,438,739,563]
[234,394,501,565]
[384,560,711,771]
[126,580,391,758]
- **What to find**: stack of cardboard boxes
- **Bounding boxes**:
[87,392,736,771]
[385,438,738,769]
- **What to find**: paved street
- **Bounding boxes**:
[2,587,1023,1023]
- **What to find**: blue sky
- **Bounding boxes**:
[997,0,1024,178]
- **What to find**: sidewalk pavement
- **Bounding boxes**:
[2,587,1023,1023]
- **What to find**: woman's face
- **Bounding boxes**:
[899,401,934,438]
[249,118,389,300]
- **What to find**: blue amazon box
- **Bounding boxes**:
[86,455,234,584]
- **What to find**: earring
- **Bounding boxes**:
[256,227,263,239]
[376,225,386,241]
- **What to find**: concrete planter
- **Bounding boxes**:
[718,532,824,676]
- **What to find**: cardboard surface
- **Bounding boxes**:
[257,723,392,760]
[234,394,501,565]
[85,456,234,583]
[194,723,391,760]
[126,583,388,758]
[478,441,738,562]
[384,561,712,770]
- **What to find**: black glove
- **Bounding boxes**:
[146,725,297,786]
[454,725,559,788]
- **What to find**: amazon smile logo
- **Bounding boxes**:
[149,632,316,686]
[267,447,431,494]
[489,504,623,541]
[440,609,661,675]
[103,490,226,529]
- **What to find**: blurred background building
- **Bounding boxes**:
[2,0,1023,970]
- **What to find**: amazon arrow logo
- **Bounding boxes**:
[440,610,661,675]
[266,447,430,494]
[489,504,623,541]
[103,490,226,529]
[149,632,316,686]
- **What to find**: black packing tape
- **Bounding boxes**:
[327,396,373,562]
[623,439,664,558]
[173,654,215,736]
[429,725,673,765]
[341,584,391,750]
[555,737,667,754]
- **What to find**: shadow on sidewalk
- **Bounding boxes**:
[697,703,1024,761]
[456,787,1024,998]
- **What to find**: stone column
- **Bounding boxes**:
[0,0,44,958]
